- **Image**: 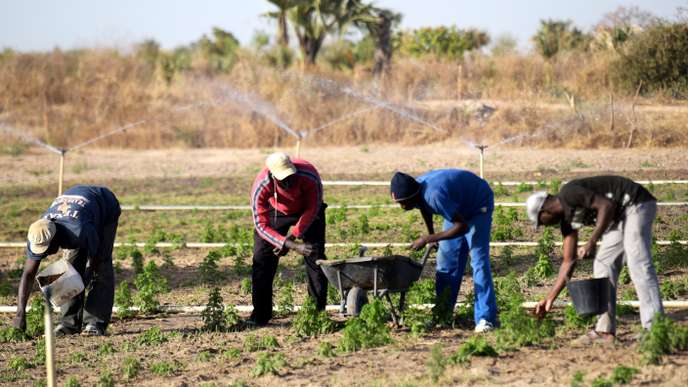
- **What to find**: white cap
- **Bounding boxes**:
[526,191,548,229]
[28,219,56,255]
[265,152,297,180]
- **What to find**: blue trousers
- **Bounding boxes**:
[435,211,497,325]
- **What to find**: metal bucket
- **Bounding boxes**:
[567,277,609,317]
[36,259,84,307]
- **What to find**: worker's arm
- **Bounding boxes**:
[251,178,288,249]
[534,231,578,318]
[411,213,468,251]
[13,258,41,331]
[291,177,322,240]
[578,194,616,259]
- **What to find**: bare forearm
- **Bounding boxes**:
[426,223,467,243]
[16,272,36,316]
[547,259,577,301]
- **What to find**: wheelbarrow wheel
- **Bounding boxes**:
[346,287,368,316]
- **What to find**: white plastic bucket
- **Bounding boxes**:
[36,259,85,307]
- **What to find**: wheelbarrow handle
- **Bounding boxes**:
[419,244,438,268]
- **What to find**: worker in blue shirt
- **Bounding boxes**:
[13,185,121,336]
[390,170,497,332]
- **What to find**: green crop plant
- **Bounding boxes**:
[570,371,585,387]
[563,304,594,331]
[516,182,534,193]
[135,326,168,346]
[121,356,141,379]
[431,287,454,327]
[34,337,46,365]
[0,325,28,343]
[338,298,391,352]
[197,350,214,362]
[356,213,370,235]
[0,274,11,297]
[114,281,136,318]
[275,280,294,317]
[150,360,182,376]
[427,343,446,383]
[292,296,337,337]
[131,249,144,274]
[327,206,347,225]
[202,287,226,331]
[223,347,242,359]
[199,250,223,283]
[251,352,287,377]
[327,285,340,305]
[495,273,555,350]
[406,278,435,305]
[491,182,509,197]
[26,296,45,337]
[449,336,498,365]
[402,307,434,336]
[228,381,250,387]
[660,276,688,300]
[240,278,251,295]
[233,253,250,276]
[8,356,33,371]
[244,334,281,352]
[317,341,336,357]
[549,179,562,193]
[98,342,116,357]
[65,376,81,387]
[619,267,631,284]
[492,207,523,241]
[591,376,613,387]
[134,261,169,314]
[97,371,114,387]
[638,314,688,365]
[69,351,87,363]
[224,305,241,332]
[611,365,639,384]
[524,227,555,285]
[500,245,514,266]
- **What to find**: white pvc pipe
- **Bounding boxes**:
[322,180,688,186]
[3,300,687,315]
[118,202,687,211]
[0,240,686,249]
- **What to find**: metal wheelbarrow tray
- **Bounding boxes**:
[317,247,433,325]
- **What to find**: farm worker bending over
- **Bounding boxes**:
[249,152,328,326]
[390,170,497,333]
[14,185,121,336]
[526,175,664,344]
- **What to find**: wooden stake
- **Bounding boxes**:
[58,152,65,196]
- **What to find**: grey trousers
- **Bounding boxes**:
[593,200,664,334]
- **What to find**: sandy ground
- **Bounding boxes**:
[1,144,687,185]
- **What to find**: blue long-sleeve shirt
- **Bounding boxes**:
[416,169,494,222]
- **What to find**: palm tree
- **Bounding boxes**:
[355,7,402,75]
[289,0,370,67]
[264,0,304,47]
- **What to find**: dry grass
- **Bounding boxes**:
[0,48,686,150]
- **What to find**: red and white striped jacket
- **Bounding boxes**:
[250,159,323,249]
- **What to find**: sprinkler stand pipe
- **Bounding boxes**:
[57,149,66,196]
[476,145,488,179]
[43,292,56,387]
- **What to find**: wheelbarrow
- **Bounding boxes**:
[316,246,434,326]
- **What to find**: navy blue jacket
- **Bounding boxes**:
[27,185,120,261]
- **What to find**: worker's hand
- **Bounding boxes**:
[285,239,314,257]
[12,313,26,331]
[577,241,597,260]
[534,298,554,319]
[410,235,430,251]
[274,234,295,257]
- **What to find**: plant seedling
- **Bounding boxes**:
[251,352,287,377]
[292,296,336,337]
[338,299,391,352]
[135,326,168,346]
[121,356,141,379]
[114,282,136,319]
[449,336,498,364]
[611,365,639,384]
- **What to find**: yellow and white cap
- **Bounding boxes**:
[266,152,297,180]
[27,219,56,255]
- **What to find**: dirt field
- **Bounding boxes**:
[0,146,687,386]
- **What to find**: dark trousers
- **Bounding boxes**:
[251,204,328,323]
[61,208,120,332]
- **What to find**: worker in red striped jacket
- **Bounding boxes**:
[248,152,328,326]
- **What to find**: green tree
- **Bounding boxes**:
[532,19,589,59]
[197,27,240,73]
[354,7,402,75]
[396,26,490,60]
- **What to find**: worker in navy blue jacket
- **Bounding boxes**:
[13,185,121,336]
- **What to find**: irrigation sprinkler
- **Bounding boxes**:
[57,149,65,195]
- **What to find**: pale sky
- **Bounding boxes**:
[1,0,685,52]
